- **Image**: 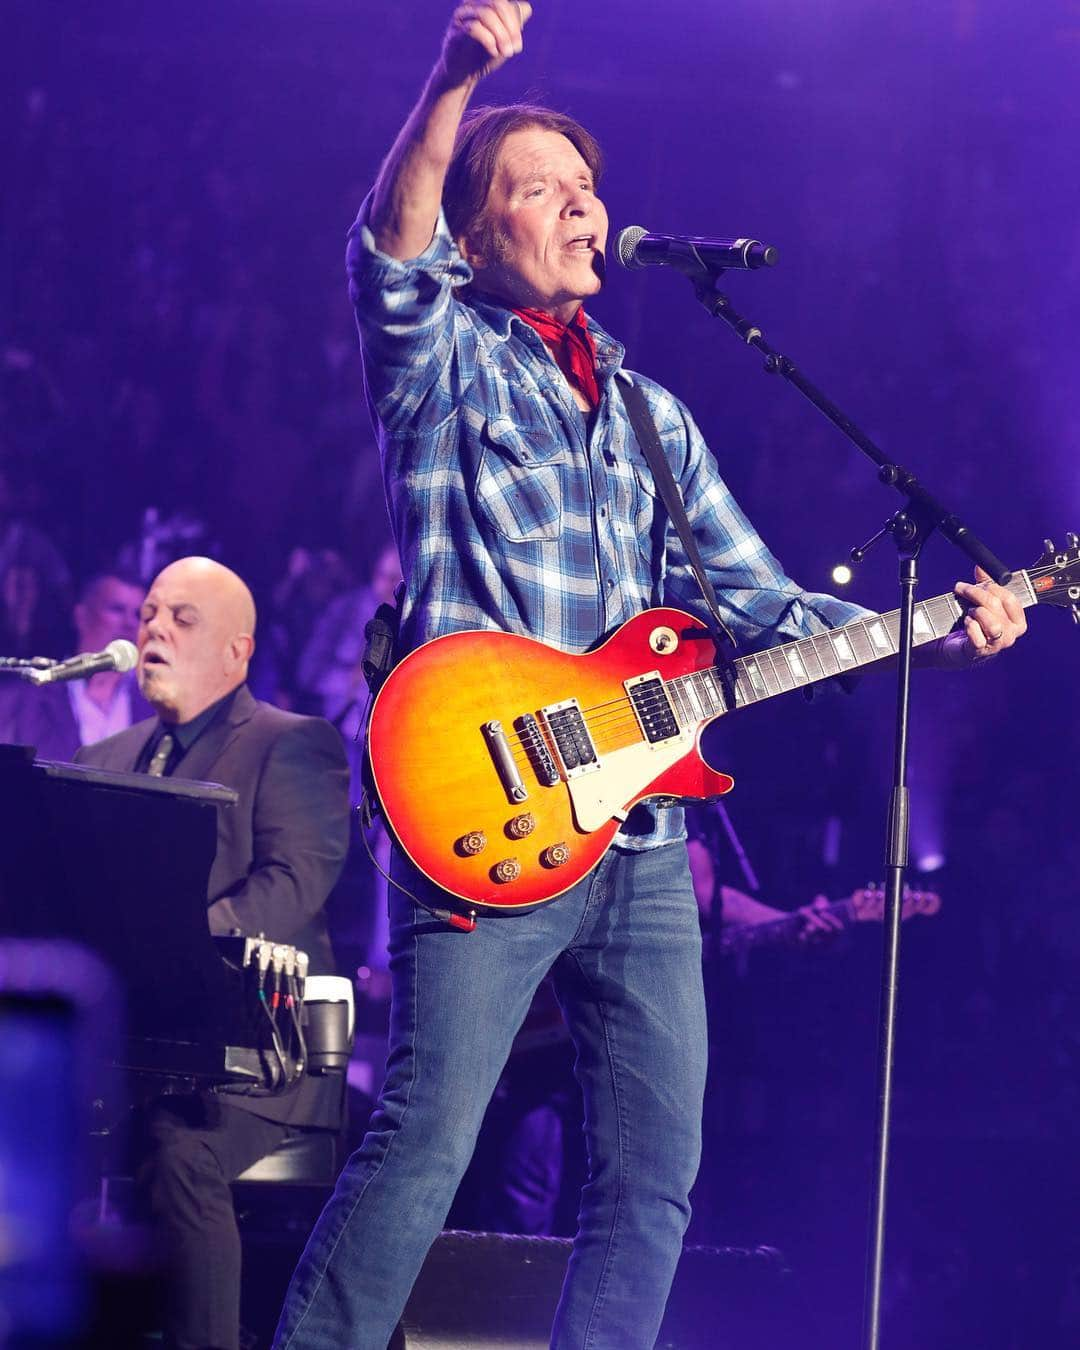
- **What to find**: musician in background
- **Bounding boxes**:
[686,806,843,948]
[275,6,1025,1347]
[77,555,350,1350]
[0,569,149,759]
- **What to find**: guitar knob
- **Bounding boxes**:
[493,858,522,884]
[458,831,487,857]
[541,843,571,869]
[507,813,536,839]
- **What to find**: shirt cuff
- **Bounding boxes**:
[346,194,474,290]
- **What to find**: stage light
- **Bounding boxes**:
[831,563,853,586]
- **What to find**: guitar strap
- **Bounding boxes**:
[358,582,404,828]
[361,589,402,698]
[617,378,738,652]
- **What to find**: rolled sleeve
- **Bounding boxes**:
[346,199,477,430]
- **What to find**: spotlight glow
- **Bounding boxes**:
[831,564,853,586]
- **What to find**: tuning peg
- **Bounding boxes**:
[1044,538,1056,553]
[1067,531,1079,549]
[1072,606,1080,626]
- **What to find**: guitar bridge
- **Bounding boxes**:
[514,713,560,787]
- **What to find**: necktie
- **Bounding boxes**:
[146,732,175,777]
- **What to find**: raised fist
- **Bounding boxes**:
[440,1,533,85]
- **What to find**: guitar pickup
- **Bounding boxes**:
[539,699,599,779]
[626,672,680,745]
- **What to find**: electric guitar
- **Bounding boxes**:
[369,537,1079,909]
[715,884,941,958]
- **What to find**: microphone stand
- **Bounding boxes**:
[0,655,58,677]
[687,270,1009,1350]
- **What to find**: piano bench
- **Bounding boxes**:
[234,1128,341,1187]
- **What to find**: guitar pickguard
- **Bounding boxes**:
[565,728,695,832]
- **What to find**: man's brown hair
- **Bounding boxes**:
[444,103,604,256]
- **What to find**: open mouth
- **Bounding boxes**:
[141,651,170,668]
[565,234,597,252]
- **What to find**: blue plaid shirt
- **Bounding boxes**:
[347,204,871,849]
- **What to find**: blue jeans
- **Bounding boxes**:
[273,842,707,1350]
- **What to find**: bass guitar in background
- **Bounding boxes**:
[512,886,943,1057]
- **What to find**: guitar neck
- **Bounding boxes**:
[717,898,855,957]
[667,569,1037,723]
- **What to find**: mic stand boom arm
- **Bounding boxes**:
[691,275,1009,581]
[689,270,1006,1350]
[0,656,57,672]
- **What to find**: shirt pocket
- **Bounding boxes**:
[626,451,666,569]
[475,416,569,543]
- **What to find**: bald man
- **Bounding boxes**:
[76,556,351,1350]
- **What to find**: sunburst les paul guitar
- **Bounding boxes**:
[369,538,1080,910]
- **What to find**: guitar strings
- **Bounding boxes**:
[494,564,1063,766]
[499,687,700,761]
[500,652,812,760]
[503,613,934,760]
[497,688,679,755]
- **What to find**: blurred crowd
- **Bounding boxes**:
[2,15,392,685]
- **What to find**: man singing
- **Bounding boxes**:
[274,6,1025,1347]
[78,555,351,1350]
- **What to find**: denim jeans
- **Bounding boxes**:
[273,841,707,1350]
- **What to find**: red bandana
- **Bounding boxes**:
[511,305,601,410]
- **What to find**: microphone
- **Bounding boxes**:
[25,639,139,685]
[615,225,778,275]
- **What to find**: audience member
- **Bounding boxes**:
[258,547,354,712]
[0,455,72,659]
[0,570,148,759]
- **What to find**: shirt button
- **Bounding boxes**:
[599,506,607,518]
[606,578,616,589]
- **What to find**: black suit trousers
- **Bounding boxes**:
[138,1096,295,1350]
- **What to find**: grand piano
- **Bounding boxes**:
[0,744,274,1085]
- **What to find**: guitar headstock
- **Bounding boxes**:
[1026,533,1080,622]
[851,885,942,922]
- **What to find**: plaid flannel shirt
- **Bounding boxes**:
[346,203,871,849]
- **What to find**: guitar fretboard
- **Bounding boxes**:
[665,569,1035,726]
